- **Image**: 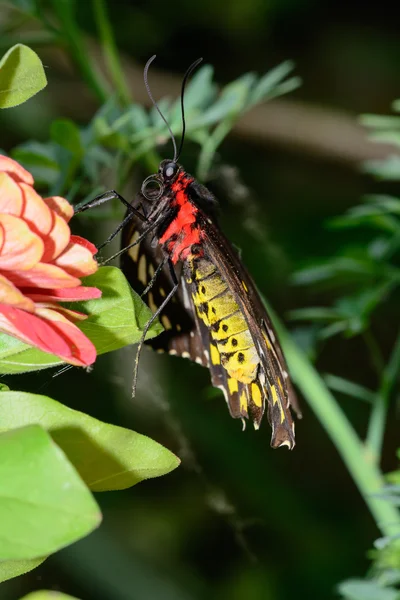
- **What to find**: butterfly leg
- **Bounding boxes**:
[99,219,161,265]
[132,259,179,397]
[74,190,147,222]
[97,212,136,251]
[140,256,168,298]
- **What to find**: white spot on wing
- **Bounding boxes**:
[217,384,228,402]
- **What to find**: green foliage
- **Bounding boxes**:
[0,391,180,491]
[19,593,80,600]
[338,579,400,600]
[0,266,163,374]
[0,425,101,560]
[11,62,300,197]
[361,101,400,180]
[290,147,400,430]
[0,392,179,582]
[290,101,400,599]
[0,44,47,108]
[0,558,46,585]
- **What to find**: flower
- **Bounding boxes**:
[0,156,101,366]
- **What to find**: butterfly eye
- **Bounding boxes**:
[162,161,178,181]
[141,175,164,201]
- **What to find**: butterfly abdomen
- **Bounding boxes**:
[186,256,259,385]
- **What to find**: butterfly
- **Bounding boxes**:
[79,56,301,449]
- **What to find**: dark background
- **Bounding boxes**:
[1,0,399,598]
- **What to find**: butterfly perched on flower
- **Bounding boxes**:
[80,56,301,449]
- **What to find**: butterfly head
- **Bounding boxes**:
[141,159,183,201]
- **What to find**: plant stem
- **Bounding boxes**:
[364,330,385,377]
[272,314,400,538]
[91,0,131,106]
[0,31,58,51]
[197,118,234,181]
[51,0,109,104]
[366,329,400,463]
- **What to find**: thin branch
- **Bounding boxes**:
[366,329,400,462]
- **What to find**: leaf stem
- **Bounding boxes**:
[50,0,109,104]
[91,0,131,106]
[366,328,400,462]
[271,311,400,538]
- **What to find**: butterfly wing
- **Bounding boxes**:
[120,202,207,366]
[194,211,299,448]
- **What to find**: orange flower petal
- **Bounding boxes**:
[0,156,34,185]
[0,172,24,215]
[0,304,96,366]
[54,238,98,278]
[21,183,53,237]
[0,274,35,312]
[23,286,102,302]
[35,303,88,322]
[6,262,81,288]
[0,214,44,270]
[44,196,74,223]
[41,211,71,262]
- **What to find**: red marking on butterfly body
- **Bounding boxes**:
[159,172,203,263]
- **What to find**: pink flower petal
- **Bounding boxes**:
[21,183,53,237]
[44,196,74,223]
[0,214,44,270]
[35,306,97,365]
[23,286,102,302]
[70,235,98,255]
[54,239,98,278]
[6,262,81,288]
[0,304,96,366]
[0,156,34,185]
[0,274,35,312]
[41,211,71,262]
[0,172,24,216]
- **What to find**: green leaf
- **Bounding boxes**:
[0,266,163,374]
[289,307,342,322]
[291,257,378,287]
[0,425,101,560]
[247,60,300,108]
[11,141,61,187]
[181,65,216,111]
[0,392,180,491]
[0,557,46,584]
[323,374,376,403]
[76,266,163,351]
[51,119,83,158]
[363,156,400,181]
[360,114,400,130]
[19,592,79,600]
[0,44,47,109]
[338,579,399,600]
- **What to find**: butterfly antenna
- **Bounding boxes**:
[175,57,203,163]
[144,55,178,161]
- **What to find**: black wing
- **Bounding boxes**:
[120,199,208,366]
[194,209,300,448]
